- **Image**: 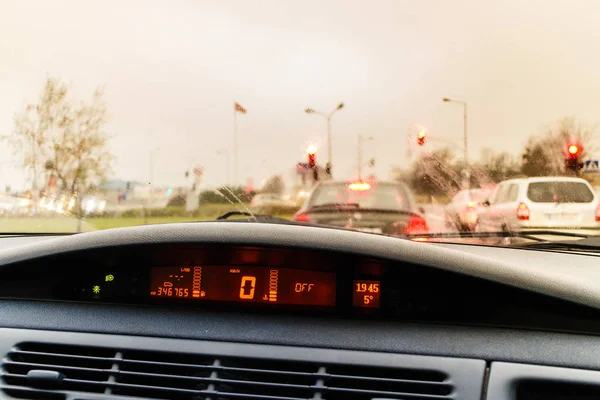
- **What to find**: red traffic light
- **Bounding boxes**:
[308,153,315,168]
[416,130,426,146]
[568,144,580,156]
[565,142,584,173]
[566,143,583,158]
[306,144,317,168]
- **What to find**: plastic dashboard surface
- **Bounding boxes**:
[2,225,600,399]
[1,241,600,333]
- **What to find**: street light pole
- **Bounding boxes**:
[305,102,344,177]
[442,97,468,163]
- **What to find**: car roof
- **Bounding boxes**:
[498,176,591,185]
[319,180,405,186]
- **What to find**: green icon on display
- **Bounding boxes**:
[92,286,101,294]
[105,274,114,282]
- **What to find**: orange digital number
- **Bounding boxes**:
[157,287,173,296]
[355,283,379,293]
[239,276,256,299]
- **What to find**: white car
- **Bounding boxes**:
[445,188,493,231]
[478,177,600,232]
[250,193,295,212]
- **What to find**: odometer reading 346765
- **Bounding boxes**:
[151,267,193,298]
[150,266,336,306]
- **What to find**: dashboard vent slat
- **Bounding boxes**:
[2,342,457,400]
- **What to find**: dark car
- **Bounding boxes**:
[293,180,428,235]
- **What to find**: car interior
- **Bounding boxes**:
[1,222,600,400]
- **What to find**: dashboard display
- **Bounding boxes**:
[353,280,381,308]
[150,266,336,306]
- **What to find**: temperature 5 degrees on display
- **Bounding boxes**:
[353,280,381,308]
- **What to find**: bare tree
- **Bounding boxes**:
[521,117,597,177]
[8,77,114,200]
[262,175,285,194]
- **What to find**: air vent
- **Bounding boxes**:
[1,342,456,400]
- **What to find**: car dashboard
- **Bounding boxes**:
[1,222,600,400]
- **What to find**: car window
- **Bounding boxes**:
[506,184,519,202]
[309,183,411,211]
[494,184,510,204]
[527,182,594,203]
[488,185,501,204]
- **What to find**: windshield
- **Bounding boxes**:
[527,182,595,203]
[308,183,412,211]
[2,1,600,246]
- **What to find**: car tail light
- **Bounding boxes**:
[405,214,428,234]
[293,212,310,222]
[517,202,530,220]
[595,204,600,221]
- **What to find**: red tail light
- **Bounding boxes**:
[517,202,530,220]
[405,214,428,234]
[595,204,600,222]
[293,212,310,222]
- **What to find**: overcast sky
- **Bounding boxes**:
[2,0,600,190]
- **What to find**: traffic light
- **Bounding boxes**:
[416,129,426,146]
[565,142,584,173]
[306,145,318,181]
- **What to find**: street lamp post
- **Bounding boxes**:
[305,102,344,177]
[442,98,468,163]
[357,135,374,180]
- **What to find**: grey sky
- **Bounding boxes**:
[2,0,600,190]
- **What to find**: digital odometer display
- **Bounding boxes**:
[150,266,336,306]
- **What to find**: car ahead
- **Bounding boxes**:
[293,180,428,235]
[250,193,295,212]
[445,188,493,231]
[477,177,600,232]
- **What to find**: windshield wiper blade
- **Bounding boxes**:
[215,210,290,222]
[514,235,600,251]
[404,230,590,243]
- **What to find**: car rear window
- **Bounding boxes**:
[310,183,412,211]
[527,181,594,203]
